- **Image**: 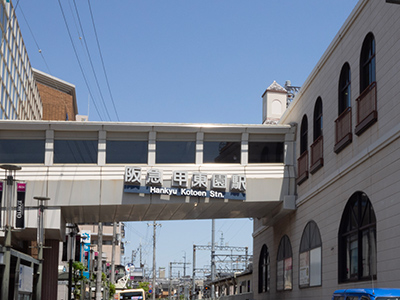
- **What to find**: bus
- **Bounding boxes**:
[114,288,146,300]
[332,288,400,300]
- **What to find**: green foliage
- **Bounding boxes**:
[139,282,151,299]
[109,283,116,298]
[72,261,88,299]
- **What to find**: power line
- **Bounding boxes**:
[72,0,112,121]
[87,0,120,121]
[57,0,103,121]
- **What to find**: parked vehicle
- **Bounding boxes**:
[332,288,400,300]
[114,288,146,300]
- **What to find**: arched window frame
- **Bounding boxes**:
[338,192,377,283]
[313,98,323,141]
[334,63,353,153]
[360,32,376,93]
[258,244,270,293]
[299,221,322,288]
[310,98,324,174]
[356,33,377,136]
[300,115,308,155]
[339,63,351,116]
[277,235,293,291]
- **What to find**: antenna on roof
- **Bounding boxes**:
[284,80,301,107]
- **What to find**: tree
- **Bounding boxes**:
[139,281,151,299]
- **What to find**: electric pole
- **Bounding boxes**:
[111,222,117,284]
[96,222,103,300]
[211,219,216,300]
[149,221,161,300]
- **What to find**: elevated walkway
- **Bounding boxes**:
[0,120,297,240]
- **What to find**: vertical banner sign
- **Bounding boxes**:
[0,181,3,226]
[15,182,26,229]
[81,230,91,279]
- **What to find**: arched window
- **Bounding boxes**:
[258,244,270,293]
[300,115,308,155]
[313,98,323,141]
[360,33,376,93]
[356,33,377,135]
[335,63,353,153]
[338,192,377,283]
[298,115,309,184]
[339,63,351,115]
[277,235,292,291]
[310,99,323,174]
[299,221,322,288]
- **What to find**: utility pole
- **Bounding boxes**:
[140,242,143,267]
[96,222,103,300]
[211,219,216,300]
[149,221,161,300]
[169,262,172,299]
[192,246,195,300]
[169,261,192,300]
[111,222,117,284]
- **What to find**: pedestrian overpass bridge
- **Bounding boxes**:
[0,120,297,241]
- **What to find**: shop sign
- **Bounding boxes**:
[124,167,246,200]
[16,182,26,229]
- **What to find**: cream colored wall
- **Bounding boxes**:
[281,0,400,197]
[254,0,400,299]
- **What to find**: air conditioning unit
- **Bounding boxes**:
[76,115,88,122]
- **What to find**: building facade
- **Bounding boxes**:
[253,0,400,299]
[0,1,42,120]
[33,69,78,121]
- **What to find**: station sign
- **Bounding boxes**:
[124,167,246,200]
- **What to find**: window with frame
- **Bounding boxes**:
[54,140,98,164]
[338,192,377,283]
[335,63,353,153]
[258,244,270,293]
[299,221,322,288]
[360,33,376,93]
[356,33,377,135]
[248,142,284,163]
[277,235,292,291]
[297,115,309,184]
[0,139,45,163]
[313,98,323,141]
[339,63,351,116]
[300,115,308,155]
[156,141,196,164]
[310,98,323,173]
[203,141,241,163]
[106,140,148,164]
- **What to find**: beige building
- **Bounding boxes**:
[253,0,400,299]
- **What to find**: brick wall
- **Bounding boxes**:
[37,82,77,121]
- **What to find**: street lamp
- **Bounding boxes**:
[33,196,50,300]
[0,164,21,300]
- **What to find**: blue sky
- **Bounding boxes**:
[14,0,359,273]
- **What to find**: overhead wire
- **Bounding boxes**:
[18,6,70,121]
[57,0,103,121]
[72,0,112,121]
[87,0,120,121]
[18,8,53,76]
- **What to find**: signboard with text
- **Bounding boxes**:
[124,167,246,200]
